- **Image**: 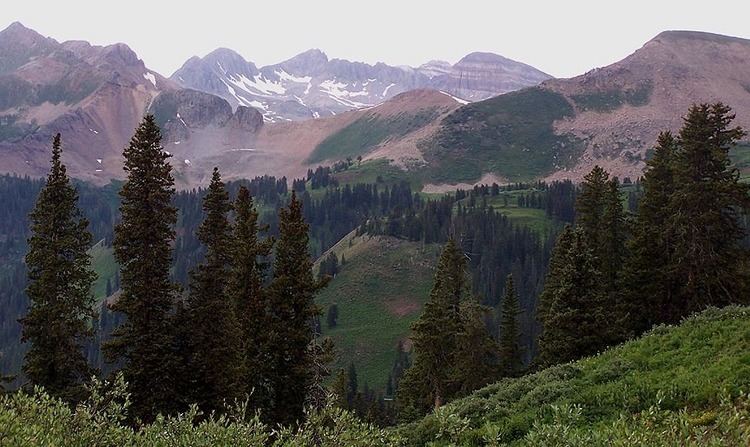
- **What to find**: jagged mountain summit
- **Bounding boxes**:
[170,48,551,122]
[0,22,263,185]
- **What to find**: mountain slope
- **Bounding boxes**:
[0,23,265,185]
[176,89,464,186]
[315,233,440,390]
[402,306,750,446]
[417,31,750,186]
[170,48,550,122]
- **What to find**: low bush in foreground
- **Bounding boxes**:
[2,307,749,446]
[400,306,750,445]
[0,374,400,446]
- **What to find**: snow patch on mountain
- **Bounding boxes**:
[171,48,551,122]
[143,72,156,87]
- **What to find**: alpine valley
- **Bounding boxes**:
[3,17,750,446]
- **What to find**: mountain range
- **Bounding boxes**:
[1,22,750,189]
[171,48,551,122]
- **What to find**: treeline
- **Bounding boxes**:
[17,116,329,426]
[389,102,750,421]
[538,103,750,366]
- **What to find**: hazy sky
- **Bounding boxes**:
[3,1,749,78]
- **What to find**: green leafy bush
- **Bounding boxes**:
[0,375,399,446]
[400,306,750,445]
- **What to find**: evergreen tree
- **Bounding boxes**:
[104,115,181,421]
[537,227,614,366]
[621,132,679,333]
[575,165,609,244]
[266,191,325,425]
[21,133,96,402]
[536,225,574,324]
[498,274,523,376]
[666,103,750,316]
[228,185,273,413]
[186,168,246,415]
[331,368,349,408]
[398,239,465,411]
[347,362,358,407]
[452,296,499,395]
[601,177,627,294]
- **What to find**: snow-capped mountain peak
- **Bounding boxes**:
[171,48,551,122]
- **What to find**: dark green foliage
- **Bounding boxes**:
[426,87,584,182]
[328,362,393,426]
[228,185,273,414]
[399,239,465,411]
[104,115,181,421]
[266,191,326,425]
[387,341,411,398]
[318,252,339,280]
[21,134,96,402]
[601,177,627,294]
[186,168,246,415]
[573,165,627,330]
[621,132,679,333]
[453,297,500,395]
[536,226,574,326]
[498,275,523,377]
[570,81,653,112]
[331,368,349,409]
[575,166,609,245]
[665,103,750,316]
[537,227,615,366]
[397,238,498,418]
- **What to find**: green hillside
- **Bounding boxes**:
[455,192,558,236]
[400,306,750,446]
[422,87,585,184]
[308,109,441,164]
[316,233,441,390]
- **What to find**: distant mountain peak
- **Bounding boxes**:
[0,20,52,44]
[171,47,550,121]
[652,30,750,45]
[458,52,513,64]
[278,49,329,73]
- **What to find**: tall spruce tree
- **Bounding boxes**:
[621,132,679,333]
[536,225,574,325]
[398,239,465,412]
[576,165,609,245]
[452,296,500,395]
[186,168,246,415]
[104,115,181,421]
[228,185,273,413]
[666,103,750,316]
[498,274,523,377]
[537,227,614,366]
[266,191,325,425]
[601,177,627,294]
[21,133,96,402]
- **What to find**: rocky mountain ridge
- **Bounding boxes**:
[170,47,551,122]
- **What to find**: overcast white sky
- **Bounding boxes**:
[2,1,749,78]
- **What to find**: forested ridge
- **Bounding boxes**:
[1,103,750,445]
